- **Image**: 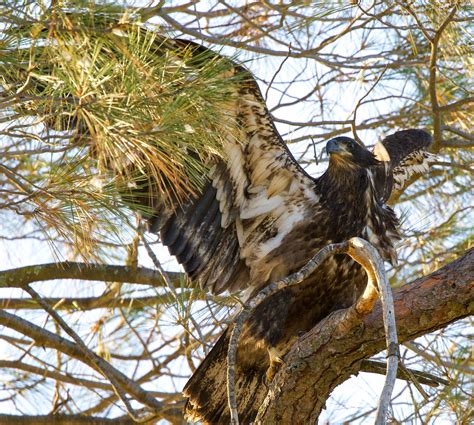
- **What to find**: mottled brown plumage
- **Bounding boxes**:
[138,40,433,424]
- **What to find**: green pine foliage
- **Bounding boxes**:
[0,3,241,258]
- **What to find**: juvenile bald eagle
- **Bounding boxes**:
[9,23,432,422]
[140,41,433,423]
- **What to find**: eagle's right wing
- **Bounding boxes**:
[148,40,320,295]
[372,129,434,203]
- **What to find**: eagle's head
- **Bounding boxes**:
[326,137,379,169]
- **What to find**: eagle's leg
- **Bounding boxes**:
[266,346,285,382]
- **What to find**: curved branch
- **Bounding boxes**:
[346,238,398,425]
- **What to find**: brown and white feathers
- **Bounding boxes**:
[140,39,433,424]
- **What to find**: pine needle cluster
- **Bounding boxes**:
[0,2,241,258]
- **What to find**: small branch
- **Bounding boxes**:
[264,46,292,102]
[351,68,387,144]
[432,161,472,172]
[442,125,474,141]
[429,4,459,150]
[398,361,430,401]
[438,96,474,112]
[400,3,434,42]
[360,360,449,388]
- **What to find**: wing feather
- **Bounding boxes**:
[146,39,318,293]
[372,129,433,202]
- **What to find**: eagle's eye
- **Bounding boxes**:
[346,140,357,149]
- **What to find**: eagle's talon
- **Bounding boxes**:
[265,363,279,384]
[266,348,285,383]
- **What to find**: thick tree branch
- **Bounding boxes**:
[255,249,473,423]
[0,414,135,424]
[0,262,184,289]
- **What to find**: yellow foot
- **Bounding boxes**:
[266,347,285,383]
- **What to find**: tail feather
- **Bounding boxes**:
[183,329,268,424]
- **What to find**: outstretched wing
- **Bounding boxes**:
[149,40,319,294]
[372,129,434,202]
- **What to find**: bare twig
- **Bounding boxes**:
[264,46,292,102]
[360,360,449,388]
[429,5,459,150]
[398,361,430,401]
[351,67,388,144]
[442,125,474,141]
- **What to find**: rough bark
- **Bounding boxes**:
[0,414,134,425]
[255,248,473,423]
[0,262,183,289]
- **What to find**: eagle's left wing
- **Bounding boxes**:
[372,129,434,202]
[360,129,433,265]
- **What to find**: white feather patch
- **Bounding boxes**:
[257,207,306,258]
[393,150,435,191]
[240,195,284,220]
[373,142,390,162]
